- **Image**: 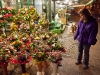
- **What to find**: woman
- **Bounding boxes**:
[74,8,98,70]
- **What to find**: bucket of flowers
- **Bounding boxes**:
[9,36,31,75]
[32,50,49,75]
[30,36,49,75]
[10,33,31,64]
[48,50,62,75]
[0,40,13,65]
[47,34,66,75]
[0,39,15,75]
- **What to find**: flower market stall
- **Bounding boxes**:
[0,1,66,75]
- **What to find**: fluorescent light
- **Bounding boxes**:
[65,0,69,3]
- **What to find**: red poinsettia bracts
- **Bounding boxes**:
[4,14,13,18]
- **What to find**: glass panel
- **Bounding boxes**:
[21,0,33,4]
[21,0,34,8]
[11,0,16,9]
[21,0,27,4]
[34,0,42,17]
[1,0,34,10]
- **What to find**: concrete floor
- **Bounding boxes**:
[0,15,100,75]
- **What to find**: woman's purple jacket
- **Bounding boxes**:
[74,16,98,45]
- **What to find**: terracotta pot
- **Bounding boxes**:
[1,63,8,75]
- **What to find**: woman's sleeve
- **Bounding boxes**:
[74,22,80,40]
[88,21,98,45]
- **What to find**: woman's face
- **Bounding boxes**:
[79,14,86,21]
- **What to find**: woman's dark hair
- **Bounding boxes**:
[78,8,91,19]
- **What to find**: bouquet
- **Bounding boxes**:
[19,23,30,32]
[10,23,18,31]
[11,40,23,51]
[10,51,31,64]
[32,52,48,65]
[51,42,66,52]
[0,40,15,62]
[0,46,11,62]
[48,51,62,63]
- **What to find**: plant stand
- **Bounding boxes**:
[50,62,59,75]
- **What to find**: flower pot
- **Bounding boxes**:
[1,63,8,75]
[50,62,59,75]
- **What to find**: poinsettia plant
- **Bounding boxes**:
[0,7,16,22]
[4,13,13,22]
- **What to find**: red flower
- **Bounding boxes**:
[0,20,3,23]
[35,49,38,52]
[2,8,7,10]
[4,14,13,18]
[25,41,31,46]
[62,49,66,52]
[21,44,25,48]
